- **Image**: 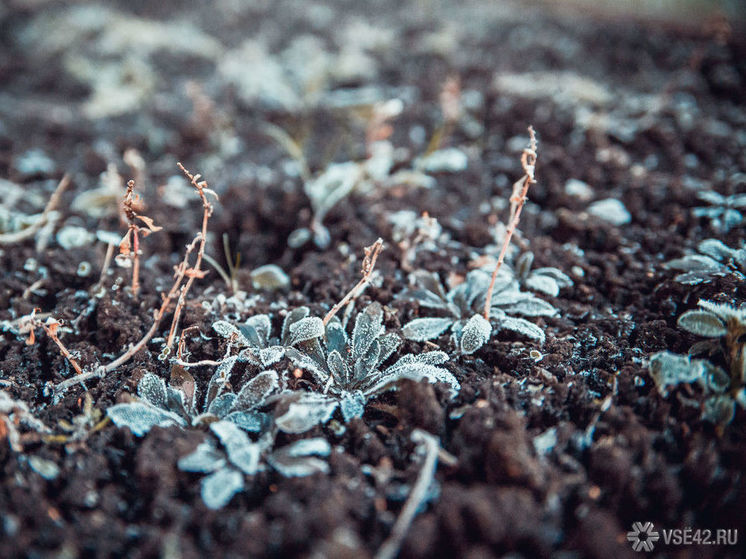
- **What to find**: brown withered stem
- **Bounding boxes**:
[120,180,162,298]
[29,311,84,376]
[164,163,216,353]
[53,165,217,395]
[0,174,70,245]
[323,238,384,326]
[483,125,538,321]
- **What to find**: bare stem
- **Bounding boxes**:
[375,429,440,559]
[323,238,384,326]
[38,317,83,376]
[0,175,70,245]
[165,163,215,352]
[483,126,537,321]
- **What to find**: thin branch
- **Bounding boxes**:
[375,429,440,559]
[0,174,70,245]
[323,238,384,326]
[37,316,83,376]
[92,241,116,293]
[164,163,216,353]
[483,125,537,321]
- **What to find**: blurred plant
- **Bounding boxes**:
[43,393,109,447]
[178,422,330,509]
[648,299,746,425]
[693,190,746,232]
[664,238,745,285]
[514,251,573,297]
[389,210,442,272]
[203,234,242,294]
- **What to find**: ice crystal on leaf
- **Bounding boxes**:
[664,239,746,285]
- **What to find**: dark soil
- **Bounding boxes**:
[1,1,745,558]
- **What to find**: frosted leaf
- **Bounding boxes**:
[524,275,560,297]
[207,393,237,418]
[354,339,380,381]
[677,310,726,338]
[402,317,453,342]
[377,333,401,366]
[396,288,450,311]
[232,370,279,411]
[210,420,261,475]
[223,410,270,432]
[275,393,339,434]
[259,346,285,366]
[339,391,365,422]
[212,321,249,346]
[418,147,468,173]
[327,350,350,387]
[325,321,347,355]
[587,198,631,226]
[501,297,557,317]
[410,271,447,300]
[459,314,492,354]
[648,351,705,395]
[282,307,311,343]
[250,264,290,291]
[269,453,329,477]
[393,351,450,367]
[665,254,722,273]
[498,316,546,344]
[178,441,226,473]
[200,468,245,509]
[107,402,186,436]
[352,303,383,360]
[286,348,328,384]
[288,227,312,248]
[534,267,573,288]
[697,300,746,322]
[246,314,272,345]
[697,239,736,261]
[205,355,238,406]
[137,373,167,409]
[288,316,325,346]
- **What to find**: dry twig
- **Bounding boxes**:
[323,238,384,326]
[483,125,538,320]
[119,180,162,298]
[29,311,84,376]
[375,429,441,559]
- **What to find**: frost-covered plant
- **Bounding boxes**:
[178,421,330,509]
[212,307,324,369]
[648,299,746,424]
[389,210,443,272]
[284,302,459,424]
[398,269,556,353]
[107,368,280,436]
[514,251,573,297]
[664,239,746,285]
[693,190,746,232]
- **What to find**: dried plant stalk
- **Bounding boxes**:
[120,180,162,298]
[323,238,384,326]
[164,163,216,352]
[31,312,84,376]
[483,125,538,321]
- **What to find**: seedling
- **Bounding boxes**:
[693,190,746,232]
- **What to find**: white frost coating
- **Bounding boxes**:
[200,468,245,510]
[587,198,631,226]
[288,317,325,346]
[459,314,491,355]
[499,316,546,344]
[418,148,468,173]
[210,421,261,475]
[402,317,453,342]
[250,264,290,291]
[136,372,167,408]
[284,438,331,458]
[178,442,226,473]
[232,370,279,411]
[275,394,339,434]
[677,310,726,338]
[106,402,186,436]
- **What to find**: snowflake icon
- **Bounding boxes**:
[627,521,660,552]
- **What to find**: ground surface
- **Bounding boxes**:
[1,1,745,558]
